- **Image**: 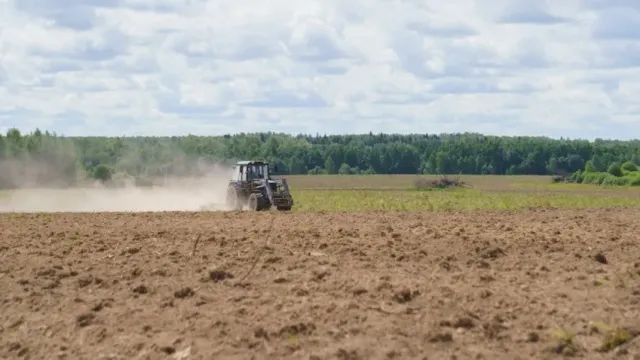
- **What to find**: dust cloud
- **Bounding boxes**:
[0,160,236,213]
[0,181,231,213]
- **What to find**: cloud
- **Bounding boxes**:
[0,0,639,139]
[592,7,640,40]
[495,1,569,25]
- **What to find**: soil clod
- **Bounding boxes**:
[132,285,148,294]
[429,332,454,342]
[76,313,95,327]
[393,288,418,303]
[209,269,233,282]
[174,287,195,298]
[594,252,608,264]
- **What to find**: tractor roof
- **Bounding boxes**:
[236,160,268,165]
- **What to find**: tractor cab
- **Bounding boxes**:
[232,161,271,182]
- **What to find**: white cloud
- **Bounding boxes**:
[0,0,639,139]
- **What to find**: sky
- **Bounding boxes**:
[0,0,639,140]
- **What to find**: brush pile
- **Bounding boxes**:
[414,175,470,189]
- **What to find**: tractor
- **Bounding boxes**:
[225,160,294,211]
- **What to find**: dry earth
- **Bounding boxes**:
[1,209,639,360]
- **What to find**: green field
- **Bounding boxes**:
[281,174,640,212]
[289,188,640,211]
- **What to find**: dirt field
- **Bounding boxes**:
[1,209,639,360]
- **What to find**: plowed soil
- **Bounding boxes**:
[1,209,639,360]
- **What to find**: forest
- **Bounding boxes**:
[1,127,640,188]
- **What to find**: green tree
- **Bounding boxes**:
[324,156,336,174]
[547,157,559,174]
[424,152,437,174]
[436,151,452,174]
[338,163,352,175]
[93,164,113,182]
[584,160,597,173]
[308,166,327,175]
[591,155,605,172]
[607,162,623,177]
[621,161,637,172]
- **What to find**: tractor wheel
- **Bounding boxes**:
[248,193,267,211]
[226,186,243,211]
[276,206,292,211]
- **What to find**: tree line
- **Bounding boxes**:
[1,128,639,188]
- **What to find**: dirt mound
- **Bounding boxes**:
[1,209,639,359]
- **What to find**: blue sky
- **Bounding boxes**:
[0,0,639,139]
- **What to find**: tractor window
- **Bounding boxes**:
[247,165,263,180]
[259,165,268,178]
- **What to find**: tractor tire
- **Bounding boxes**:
[276,206,292,211]
[226,186,244,211]
[248,193,268,211]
